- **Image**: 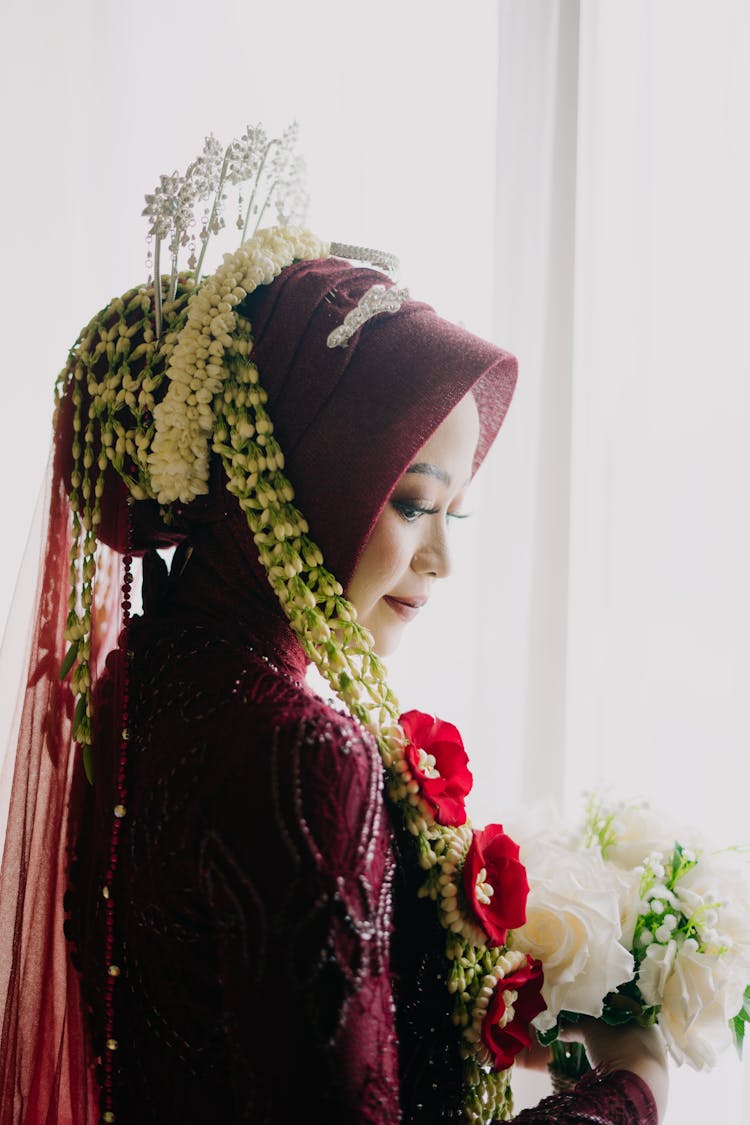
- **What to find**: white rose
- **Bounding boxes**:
[510,840,634,1031]
[605,803,695,869]
[641,938,746,1070]
[638,938,677,1007]
[674,851,750,968]
[607,863,643,950]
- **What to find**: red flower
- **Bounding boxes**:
[482,956,546,1071]
[399,710,473,826]
[463,824,529,946]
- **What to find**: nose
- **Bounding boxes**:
[412,521,452,580]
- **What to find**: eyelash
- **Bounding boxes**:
[390,500,469,524]
[391,500,438,522]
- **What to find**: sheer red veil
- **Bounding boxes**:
[0,253,517,1122]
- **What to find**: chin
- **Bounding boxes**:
[355,605,408,658]
[369,625,404,658]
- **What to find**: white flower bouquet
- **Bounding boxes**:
[507,795,750,1082]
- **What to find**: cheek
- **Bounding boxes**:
[364,522,403,581]
[348,512,411,607]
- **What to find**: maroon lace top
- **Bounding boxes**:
[68,589,656,1124]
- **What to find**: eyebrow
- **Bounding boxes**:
[406,462,451,486]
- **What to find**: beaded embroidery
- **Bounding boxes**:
[101,512,133,1122]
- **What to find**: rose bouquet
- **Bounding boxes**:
[507,795,750,1083]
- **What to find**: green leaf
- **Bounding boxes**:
[600,983,659,1028]
[548,1039,591,1080]
[732,1015,746,1056]
[83,743,94,785]
[59,642,80,681]
[558,1010,583,1026]
[731,985,750,1056]
[535,1023,560,1048]
[72,694,88,738]
[738,985,750,1020]
[601,1005,636,1027]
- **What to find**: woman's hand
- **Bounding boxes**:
[566,1019,669,1122]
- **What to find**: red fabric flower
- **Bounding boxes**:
[463,824,529,945]
[399,710,473,826]
[481,956,546,1071]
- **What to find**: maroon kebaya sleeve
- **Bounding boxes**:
[509,1067,658,1124]
[200,703,401,1122]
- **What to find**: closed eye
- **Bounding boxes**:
[390,499,440,523]
[391,499,472,524]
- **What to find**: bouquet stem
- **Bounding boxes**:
[548,1040,591,1095]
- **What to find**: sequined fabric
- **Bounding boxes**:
[68,611,657,1124]
[512,1068,657,1124]
[70,614,401,1121]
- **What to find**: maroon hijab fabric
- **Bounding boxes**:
[240,257,517,583]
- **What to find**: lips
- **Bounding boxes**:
[383,595,427,623]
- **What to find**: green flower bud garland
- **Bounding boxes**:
[57,226,525,1122]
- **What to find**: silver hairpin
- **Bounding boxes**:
[326,284,410,349]
[329,242,400,276]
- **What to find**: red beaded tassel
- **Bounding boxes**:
[100,534,133,1125]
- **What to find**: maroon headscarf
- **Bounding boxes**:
[134,256,518,649]
[240,257,517,583]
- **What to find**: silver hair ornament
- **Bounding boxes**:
[326,284,410,349]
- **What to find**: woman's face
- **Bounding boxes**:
[346,393,480,655]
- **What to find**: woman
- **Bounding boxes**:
[0,227,666,1123]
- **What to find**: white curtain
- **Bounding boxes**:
[467,2,750,1118]
[1,1,749,1121]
